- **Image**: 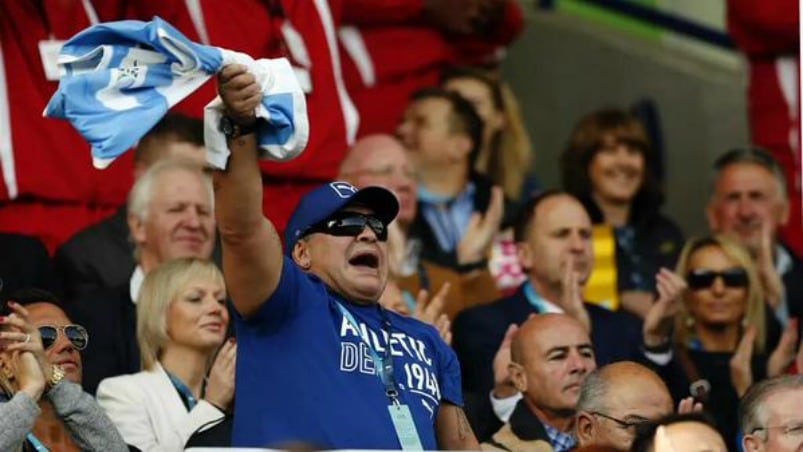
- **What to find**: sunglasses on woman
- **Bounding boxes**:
[38,324,89,351]
[686,268,749,290]
[305,212,388,241]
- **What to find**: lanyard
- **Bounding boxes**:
[335,302,399,403]
[166,371,198,411]
[523,280,548,313]
[26,434,49,452]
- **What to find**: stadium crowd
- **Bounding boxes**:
[0,0,801,451]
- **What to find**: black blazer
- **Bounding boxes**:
[54,206,134,302]
[452,283,645,395]
[67,283,139,395]
[781,243,803,338]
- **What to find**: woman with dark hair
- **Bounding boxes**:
[560,108,684,317]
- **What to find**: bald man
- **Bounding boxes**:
[339,134,499,319]
[574,362,674,451]
[339,134,418,227]
[483,314,595,452]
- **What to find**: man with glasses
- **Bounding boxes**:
[0,288,106,451]
[212,65,477,450]
[6,288,88,385]
[483,314,595,451]
[741,374,803,452]
[574,361,675,451]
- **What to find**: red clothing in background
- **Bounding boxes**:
[728,0,802,256]
[0,1,133,252]
[339,0,525,136]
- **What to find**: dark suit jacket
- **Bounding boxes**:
[54,206,134,302]
[452,283,644,395]
[67,283,139,395]
[0,232,56,301]
[781,243,803,338]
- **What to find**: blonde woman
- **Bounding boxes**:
[441,66,536,203]
[97,258,236,451]
[0,301,127,452]
[648,236,790,451]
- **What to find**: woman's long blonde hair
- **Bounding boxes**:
[673,235,767,353]
[442,67,534,200]
[137,258,225,371]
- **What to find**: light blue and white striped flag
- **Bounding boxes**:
[44,16,308,170]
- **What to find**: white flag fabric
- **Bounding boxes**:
[44,16,309,170]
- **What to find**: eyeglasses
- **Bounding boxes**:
[686,268,749,290]
[38,325,89,351]
[590,411,650,431]
[752,422,803,438]
[305,213,388,241]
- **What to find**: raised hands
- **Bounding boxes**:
[492,323,519,399]
[767,318,802,377]
[413,283,452,344]
[218,64,260,126]
[457,186,504,267]
[0,302,50,400]
[729,326,757,397]
[204,339,237,412]
[677,396,703,414]
[643,268,688,347]
[560,255,591,333]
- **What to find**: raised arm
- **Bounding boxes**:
[214,64,284,318]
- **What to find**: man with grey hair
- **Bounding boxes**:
[706,146,803,334]
[69,158,216,394]
[741,374,803,452]
[574,361,674,451]
[55,113,210,302]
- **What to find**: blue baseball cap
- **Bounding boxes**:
[284,181,400,254]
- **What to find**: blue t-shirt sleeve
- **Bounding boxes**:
[240,256,304,331]
[436,335,463,407]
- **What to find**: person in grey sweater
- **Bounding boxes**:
[0,295,128,452]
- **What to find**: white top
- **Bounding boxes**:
[97,363,224,451]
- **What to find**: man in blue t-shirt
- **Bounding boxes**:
[212,64,478,449]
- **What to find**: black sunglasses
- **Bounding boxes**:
[306,213,388,241]
[686,268,749,290]
[38,324,89,351]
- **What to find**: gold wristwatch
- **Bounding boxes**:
[47,365,66,391]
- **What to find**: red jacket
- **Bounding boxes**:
[339,0,525,136]
[727,0,802,256]
[0,0,133,204]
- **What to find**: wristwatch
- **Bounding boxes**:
[220,115,257,139]
[47,364,66,392]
